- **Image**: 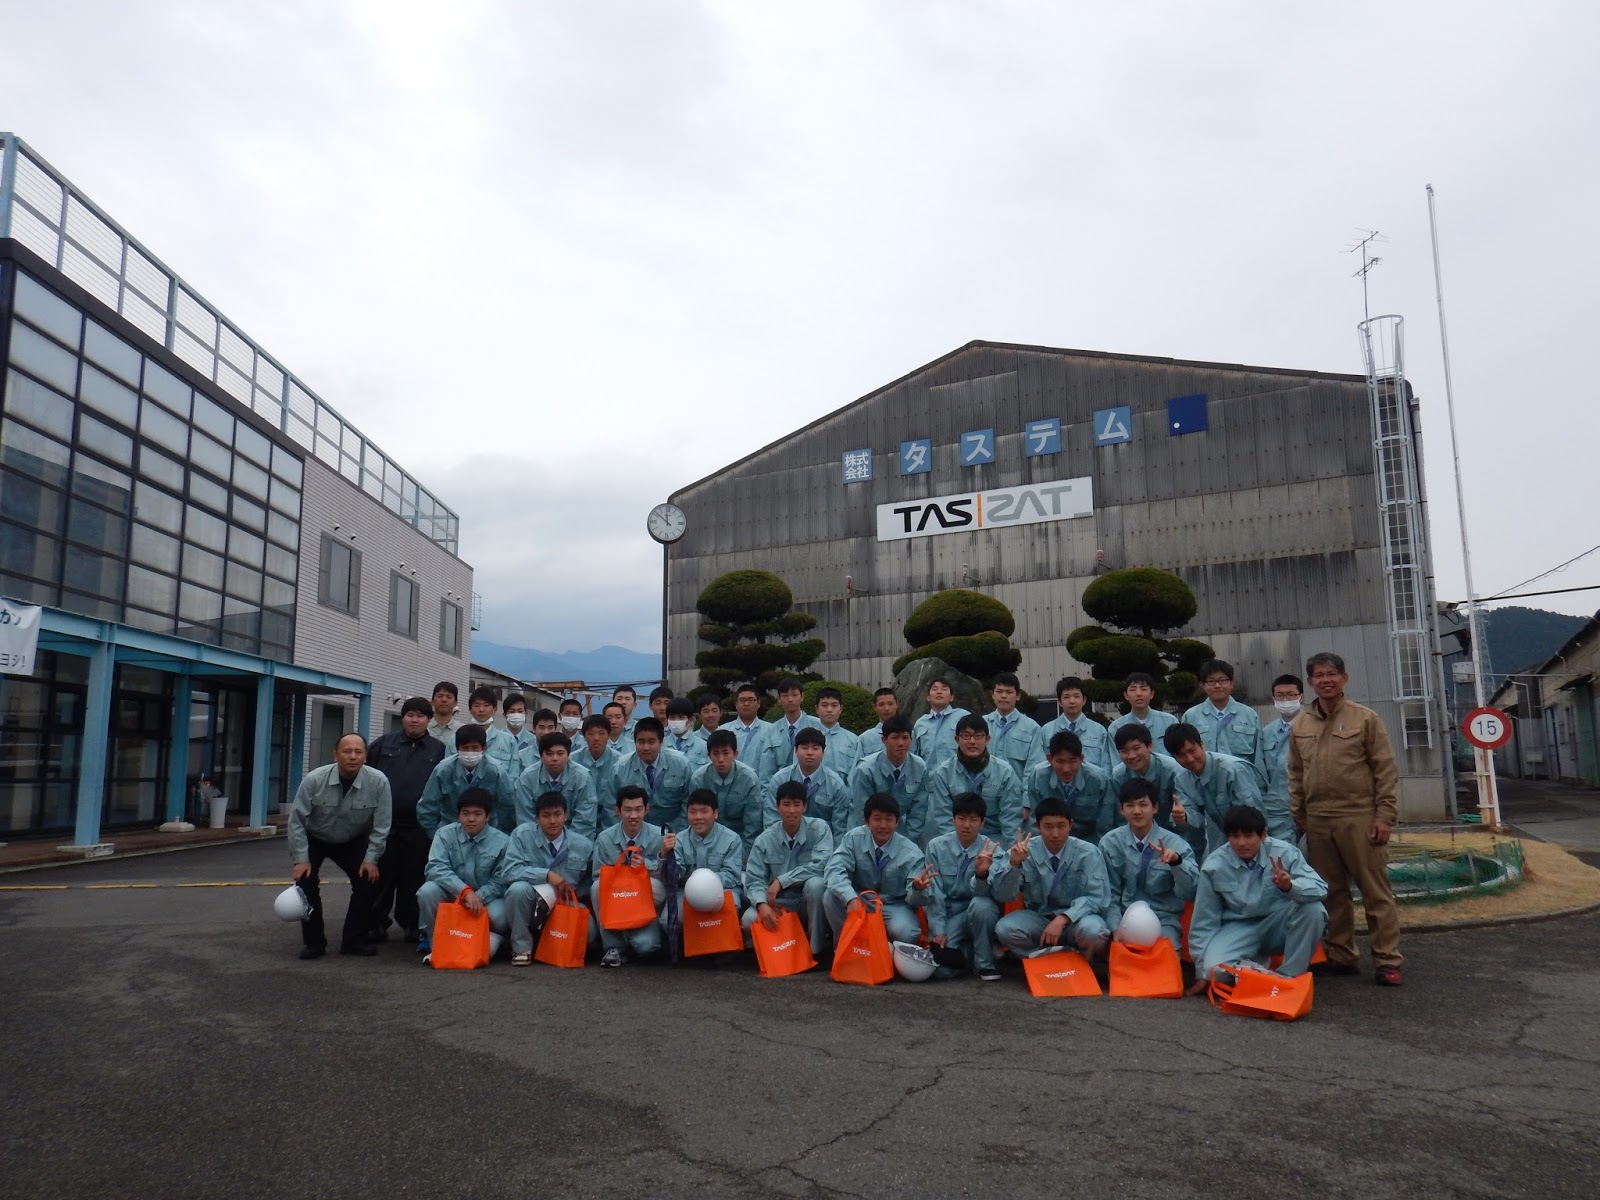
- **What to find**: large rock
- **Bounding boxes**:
[893,657,989,722]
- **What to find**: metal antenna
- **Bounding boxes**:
[1346,229,1387,324]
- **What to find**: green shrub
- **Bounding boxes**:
[892,631,1021,680]
[903,589,1016,647]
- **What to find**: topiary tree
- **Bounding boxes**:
[1069,568,1212,710]
[695,569,825,696]
[763,679,877,732]
[894,590,1021,683]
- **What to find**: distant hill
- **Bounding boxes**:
[471,640,662,686]
[1483,606,1590,681]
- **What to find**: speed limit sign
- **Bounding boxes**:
[1462,706,1513,750]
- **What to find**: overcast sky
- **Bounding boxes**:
[6,2,1597,653]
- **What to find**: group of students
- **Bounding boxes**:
[287,654,1400,989]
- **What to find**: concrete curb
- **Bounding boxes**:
[1394,898,1600,935]
[0,832,282,876]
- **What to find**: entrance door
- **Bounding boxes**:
[315,703,348,769]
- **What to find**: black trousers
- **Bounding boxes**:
[301,835,379,950]
[369,824,428,933]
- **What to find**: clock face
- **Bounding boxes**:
[647,502,687,544]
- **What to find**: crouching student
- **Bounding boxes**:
[504,790,597,967]
[991,797,1115,961]
[589,785,677,968]
[1098,779,1198,950]
[674,788,747,919]
[925,791,1003,981]
[1187,804,1328,991]
[743,780,834,954]
[822,792,932,947]
[415,788,512,961]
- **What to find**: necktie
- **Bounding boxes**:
[466,836,480,884]
[873,847,886,874]
[551,774,565,793]
[1049,854,1061,873]
[645,764,657,793]
[787,839,800,866]
[804,774,816,801]
[957,850,971,879]
[1215,711,1235,731]
[891,767,902,790]
[1068,721,1080,735]
[1135,841,1152,894]
[789,725,798,748]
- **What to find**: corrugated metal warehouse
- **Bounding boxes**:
[666,339,1448,818]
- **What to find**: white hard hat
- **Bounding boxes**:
[892,941,937,982]
[534,883,558,909]
[684,868,725,913]
[273,884,312,922]
[1116,900,1162,947]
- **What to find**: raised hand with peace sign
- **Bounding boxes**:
[1270,854,1293,893]
[1154,837,1182,866]
[1008,829,1032,868]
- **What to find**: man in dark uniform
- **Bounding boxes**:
[367,697,447,943]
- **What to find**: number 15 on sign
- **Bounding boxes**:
[1462,707,1512,750]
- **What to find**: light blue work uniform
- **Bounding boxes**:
[925,831,1002,975]
[1189,836,1328,978]
[509,727,541,774]
[912,706,970,768]
[822,826,929,945]
[1182,698,1264,782]
[1039,713,1114,774]
[483,725,521,775]
[985,709,1042,782]
[848,751,932,844]
[590,822,668,958]
[417,755,519,837]
[504,825,596,956]
[767,713,825,773]
[742,816,833,952]
[417,822,512,940]
[514,759,598,840]
[612,747,695,831]
[689,758,765,853]
[1110,756,1189,844]
[991,836,1115,952]
[1257,716,1298,839]
[856,722,888,759]
[819,723,862,779]
[924,753,1024,845]
[287,764,391,865]
[571,742,622,827]
[1108,709,1178,745]
[1025,759,1115,844]
[1098,823,1198,949]
[664,729,709,767]
[673,821,747,910]
[1174,750,1265,858]
[726,718,776,779]
[764,763,852,838]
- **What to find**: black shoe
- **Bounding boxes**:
[367,926,390,943]
[977,967,1002,982]
[299,945,326,960]
[339,942,378,957]
[403,926,421,944]
[1310,960,1361,977]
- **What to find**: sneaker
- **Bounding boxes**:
[416,935,431,955]
[421,952,432,966]
[601,948,624,968]
[511,951,533,967]
[298,945,326,960]
[1374,966,1403,987]
[977,967,1002,982]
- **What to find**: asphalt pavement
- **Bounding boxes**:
[3,838,1598,1199]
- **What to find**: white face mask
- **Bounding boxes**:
[1274,699,1302,718]
[559,715,583,732]
[505,713,526,730]
[667,718,690,736]
[457,749,484,769]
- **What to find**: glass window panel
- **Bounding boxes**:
[234,421,271,467]
[141,360,191,418]
[82,321,142,386]
[189,431,231,481]
[129,522,181,573]
[71,455,133,514]
[77,364,138,427]
[126,565,178,612]
[179,583,222,625]
[184,506,228,553]
[63,546,124,598]
[123,606,176,636]
[61,591,120,622]
[264,576,296,613]
[187,471,228,514]
[225,560,262,602]
[191,392,233,443]
[1,419,72,487]
[4,369,74,439]
[340,453,360,485]
[132,482,183,533]
[0,574,55,606]
[229,527,265,569]
[261,610,293,646]
[14,274,83,347]
[66,499,128,554]
[267,510,298,550]
[76,414,132,464]
[232,494,266,532]
[271,445,303,486]
[0,520,61,581]
[8,322,79,394]
[265,543,297,582]
[181,543,224,589]
[361,468,382,500]
[285,415,313,451]
[138,400,189,455]
[137,446,184,492]
[0,474,66,533]
[233,457,269,502]
[268,476,300,516]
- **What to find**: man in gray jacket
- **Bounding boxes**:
[288,733,393,959]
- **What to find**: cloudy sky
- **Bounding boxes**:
[6,2,1596,653]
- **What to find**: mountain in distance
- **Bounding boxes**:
[471,639,662,686]
[1482,605,1590,678]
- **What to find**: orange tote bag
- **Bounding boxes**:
[1209,965,1314,1021]
[598,857,657,930]
[1108,939,1184,998]
[831,892,894,986]
[752,909,817,978]
[535,899,590,969]
[683,891,744,957]
[430,897,491,970]
[1022,949,1103,997]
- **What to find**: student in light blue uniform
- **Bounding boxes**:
[1026,730,1115,843]
[590,785,674,967]
[1182,659,1264,782]
[604,701,634,755]
[416,788,512,956]
[991,796,1115,958]
[501,693,538,772]
[465,686,520,776]
[571,715,623,830]
[912,678,970,768]
[504,789,597,965]
[690,729,765,853]
[513,731,599,839]
[691,694,727,756]
[924,714,1024,845]
[767,677,824,773]
[661,698,709,767]
[726,684,777,779]
[815,687,863,779]
[1038,676,1114,774]
[1188,804,1328,981]
[1109,724,1190,846]
[743,780,834,954]
[822,792,932,946]
[613,717,695,831]
[765,727,852,836]
[984,671,1042,782]
[417,726,520,836]
[925,791,1004,980]
[674,788,747,914]
[1106,672,1178,744]
[515,708,561,775]
[1099,778,1199,950]
[1257,674,1304,840]
[1164,723,1266,859]
[614,685,641,738]
[855,688,901,760]
[848,717,932,843]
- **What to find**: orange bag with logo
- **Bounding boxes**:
[1209,964,1314,1021]
[752,909,817,978]
[1108,938,1184,998]
[1022,949,1103,997]
[831,892,894,986]
[1267,942,1328,971]
[683,890,744,956]
[598,857,657,930]
[534,899,590,969]
[430,895,490,970]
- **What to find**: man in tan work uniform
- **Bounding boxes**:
[1288,652,1402,986]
